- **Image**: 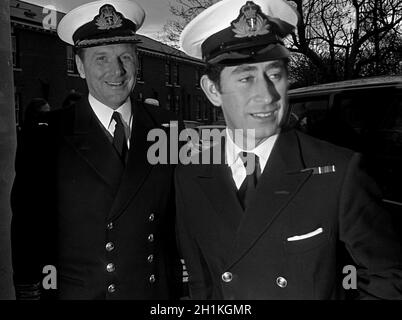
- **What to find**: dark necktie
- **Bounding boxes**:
[237,152,261,210]
[111,111,128,162]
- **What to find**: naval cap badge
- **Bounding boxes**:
[231,1,271,38]
[95,4,123,30]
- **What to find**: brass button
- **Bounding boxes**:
[107,222,114,230]
[149,213,155,222]
[221,272,233,283]
[148,234,154,243]
[108,284,116,293]
[106,263,115,273]
[147,254,154,263]
[149,274,156,283]
[105,242,115,252]
[276,277,287,288]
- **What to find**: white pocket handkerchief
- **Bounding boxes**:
[287,227,323,241]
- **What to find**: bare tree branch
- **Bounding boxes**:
[160,0,402,85]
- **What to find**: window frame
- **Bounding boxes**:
[165,60,172,86]
[66,46,78,75]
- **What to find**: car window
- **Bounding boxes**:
[290,87,402,205]
[371,92,402,205]
[288,95,330,133]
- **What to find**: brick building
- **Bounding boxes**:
[10,0,223,127]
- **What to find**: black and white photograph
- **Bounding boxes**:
[0,0,401,308]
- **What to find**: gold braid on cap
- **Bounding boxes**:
[75,35,140,48]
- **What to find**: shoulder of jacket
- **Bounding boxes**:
[142,103,178,123]
[295,130,355,159]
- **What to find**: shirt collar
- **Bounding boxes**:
[226,128,244,167]
[88,94,132,129]
[225,128,279,171]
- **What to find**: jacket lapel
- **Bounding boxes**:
[226,130,312,269]
[107,103,155,220]
[63,97,124,192]
[196,139,245,240]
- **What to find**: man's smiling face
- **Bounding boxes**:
[206,59,289,146]
[76,43,138,109]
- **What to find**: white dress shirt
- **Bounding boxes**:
[88,94,133,148]
[225,128,278,189]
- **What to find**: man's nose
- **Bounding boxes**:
[110,58,126,76]
[254,74,280,104]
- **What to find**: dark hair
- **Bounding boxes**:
[205,63,225,92]
[204,58,290,92]
[74,47,85,61]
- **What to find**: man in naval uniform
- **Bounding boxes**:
[11,0,181,300]
[176,0,402,299]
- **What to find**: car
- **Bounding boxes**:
[195,124,226,148]
[288,75,402,220]
[183,120,203,130]
[195,124,226,134]
[183,121,226,148]
[182,121,203,145]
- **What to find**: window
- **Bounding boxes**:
[197,97,202,120]
[186,94,191,120]
[382,93,402,132]
[137,54,144,82]
[14,88,21,126]
[203,99,209,120]
[66,46,77,74]
[212,106,217,123]
[216,108,224,122]
[170,94,175,111]
[165,61,172,85]
[173,63,180,86]
[175,95,180,114]
[167,94,171,110]
[11,30,19,68]
[317,87,402,204]
[289,95,330,133]
[195,68,201,87]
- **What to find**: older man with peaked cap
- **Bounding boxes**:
[11,0,182,300]
[175,0,402,299]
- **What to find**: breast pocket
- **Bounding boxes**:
[284,227,329,254]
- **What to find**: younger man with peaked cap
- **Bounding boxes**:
[176,0,402,299]
[11,0,182,299]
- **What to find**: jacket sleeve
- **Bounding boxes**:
[175,168,212,299]
[339,152,402,299]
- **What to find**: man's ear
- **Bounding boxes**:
[75,55,86,79]
[200,75,222,107]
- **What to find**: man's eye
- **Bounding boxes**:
[267,72,282,81]
[96,56,107,62]
[121,54,133,61]
[239,76,253,83]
